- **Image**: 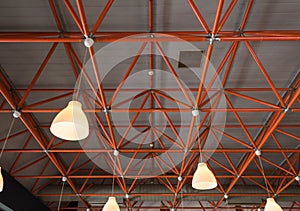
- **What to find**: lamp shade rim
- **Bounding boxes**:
[192,181,218,190]
[50,122,88,141]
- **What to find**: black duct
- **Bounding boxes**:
[0,168,50,211]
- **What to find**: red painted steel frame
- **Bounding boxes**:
[0,0,299,210]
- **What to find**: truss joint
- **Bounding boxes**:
[208,34,220,45]
[192,107,200,116]
[238,28,245,37]
[58,31,64,38]
[62,176,67,182]
[83,35,95,48]
[103,106,111,113]
[283,107,289,113]
[43,149,49,154]
[113,149,119,156]
[254,148,261,156]
[12,109,21,118]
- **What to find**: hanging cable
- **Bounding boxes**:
[0,117,16,193]
[258,155,271,198]
[194,111,203,163]
[75,47,88,101]
[112,151,118,196]
[180,187,184,210]
[57,177,67,211]
[224,193,229,211]
[0,118,15,160]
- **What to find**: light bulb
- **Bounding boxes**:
[103,197,120,211]
[0,167,4,192]
[192,162,217,190]
[50,101,89,141]
[265,198,282,211]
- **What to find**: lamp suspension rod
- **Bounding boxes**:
[195,115,203,163]
[75,46,88,100]
[112,154,117,196]
[258,156,271,198]
[57,177,67,211]
[0,118,15,160]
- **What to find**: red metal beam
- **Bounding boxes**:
[148,0,153,32]
[217,0,238,32]
[63,0,84,33]
[225,95,256,147]
[0,69,90,207]
[48,0,63,31]
[211,0,224,34]
[9,134,32,173]
[18,42,58,108]
[221,81,300,204]
[187,0,210,33]
[109,42,147,106]
[244,41,285,107]
[2,148,299,153]
[14,174,299,179]
[91,0,114,34]
[13,107,295,113]
[76,0,89,36]
[240,0,254,30]
[154,42,194,105]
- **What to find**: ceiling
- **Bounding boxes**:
[0,0,299,210]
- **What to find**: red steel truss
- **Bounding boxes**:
[0,0,299,210]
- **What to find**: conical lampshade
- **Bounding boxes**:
[50,101,89,141]
[192,162,217,190]
[265,198,282,211]
[0,167,3,192]
[103,197,120,211]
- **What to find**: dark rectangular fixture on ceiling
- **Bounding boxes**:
[0,169,50,211]
[178,50,204,68]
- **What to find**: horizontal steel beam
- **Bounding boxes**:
[1,108,298,113]
[2,149,300,153]
[0,31,300,42]
[14,175,297,179]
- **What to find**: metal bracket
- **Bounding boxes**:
[208,34,220,45]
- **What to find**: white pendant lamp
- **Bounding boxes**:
[103,197,120,211]
[0,167,3,192]
[255,150,283,211]
[192,109,217,190]
[192,162,217,190]
[50,101,89,141]
[103,151,120,211]
[265,198,282,211]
